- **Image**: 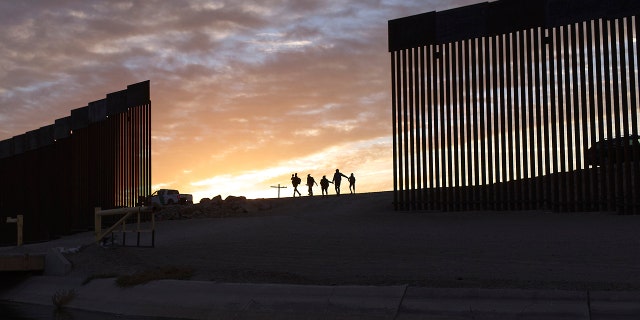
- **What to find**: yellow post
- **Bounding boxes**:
[17,215,23,246]
[6,215,23,246]
[94,207,102,240]
[93,206,154,244]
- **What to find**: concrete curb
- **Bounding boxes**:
[399,287,589,320]
[1,277,406,319]
[2,276,640,319]
[590,291,640,319]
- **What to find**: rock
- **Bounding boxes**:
[152,194,275,220]
[211,195,223,205]
[224,195,246,202]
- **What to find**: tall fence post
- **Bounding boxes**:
[6,215,23,246]
[389,0,640,213]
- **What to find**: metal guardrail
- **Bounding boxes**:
[94,206,155,247]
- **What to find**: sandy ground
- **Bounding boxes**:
[8,191,640,291]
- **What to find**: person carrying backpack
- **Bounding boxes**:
[306,174,318,196]
[291,173,302,197]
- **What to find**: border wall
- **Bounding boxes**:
[0,81,151,244]
[389,0,640,212]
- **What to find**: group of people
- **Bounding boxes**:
[291,169,355,197]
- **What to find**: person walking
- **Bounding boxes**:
[348,173,356,194]
[306,174,318,196]
[331,169,349,195]
[291,173,302,197]
[320,175,331,196]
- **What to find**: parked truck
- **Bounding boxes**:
[139,189,193,207]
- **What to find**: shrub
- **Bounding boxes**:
[51,289,76,309]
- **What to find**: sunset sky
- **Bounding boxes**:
[0,0,483,202]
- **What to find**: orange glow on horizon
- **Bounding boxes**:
[0,1,486,204]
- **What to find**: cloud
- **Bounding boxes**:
[0,0,485,198]
[190,135,392,201]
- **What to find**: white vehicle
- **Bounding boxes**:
[145,189,193,207]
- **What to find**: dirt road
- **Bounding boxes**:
[63,191,640,290]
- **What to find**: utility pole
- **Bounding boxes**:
[270,184,287,198]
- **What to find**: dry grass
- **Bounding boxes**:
[51,289,76,309]
[82,273,119,285]
[115,266,194,288]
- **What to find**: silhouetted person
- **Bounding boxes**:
[291,173,302,197]
[348,173,356,194]
[331,169,349,195]
[306,174,318,196]
[320,175,331,196]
